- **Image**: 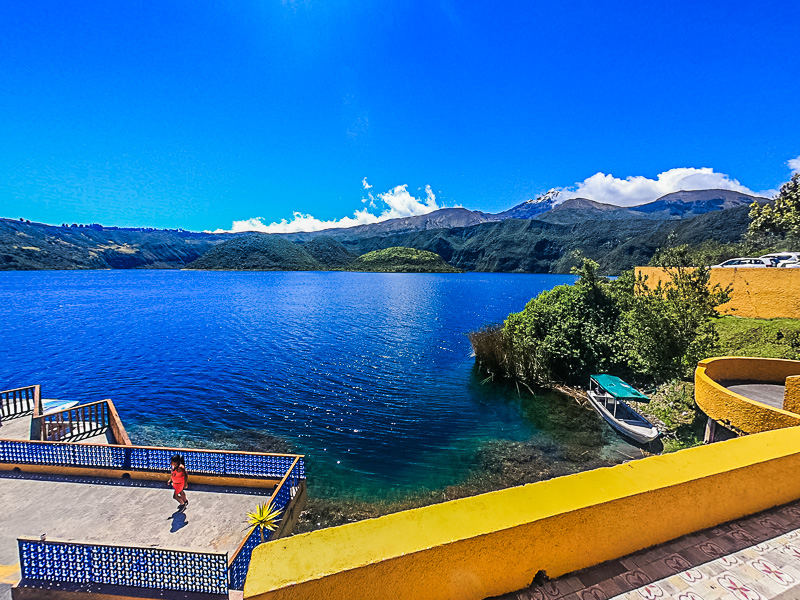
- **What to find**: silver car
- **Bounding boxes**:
[712,258,772,268]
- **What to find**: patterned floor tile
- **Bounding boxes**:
[501,499,800,600]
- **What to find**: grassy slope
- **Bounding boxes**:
[301,236,358,269]
[714,316,800,359]
[0,219,224,270]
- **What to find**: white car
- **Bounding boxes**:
[712,258,772,268]
[760,252,800,267]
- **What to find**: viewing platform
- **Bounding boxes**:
[695,357,800,439]
[0,385,307,600]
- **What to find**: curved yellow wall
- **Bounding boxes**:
[786,376,800,414]
[636,267,800,319]
[695,357,800,434]
[245,426,800,600]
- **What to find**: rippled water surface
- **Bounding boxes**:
[0,270,633,499]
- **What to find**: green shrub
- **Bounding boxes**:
[470,257,730,387]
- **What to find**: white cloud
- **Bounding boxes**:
[362,177,372,189]
[210,183,441,234]
[559,167,769,207]
[789,156,800,175]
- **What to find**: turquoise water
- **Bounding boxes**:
[0,270,632,499]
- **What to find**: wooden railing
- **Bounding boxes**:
[32,399,132,445]
[0,385,40,421]
[41,400,108,442]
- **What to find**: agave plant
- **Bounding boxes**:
[245,501,283,542]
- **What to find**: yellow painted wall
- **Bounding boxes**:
[695,357,800,434]
[783,375,800,415]
[244,426,800,600]
[636,267,800,319]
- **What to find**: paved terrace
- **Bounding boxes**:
[720,381,786,410]
[0,470,268,563]
[0,470,272,598]
[499,498,800,600]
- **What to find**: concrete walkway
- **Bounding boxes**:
[498,499,800,600]
[0,416,32,441]
[0,471,274,599]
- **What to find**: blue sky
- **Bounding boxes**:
[1,1,798,232]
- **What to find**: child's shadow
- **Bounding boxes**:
[168,510,188,533]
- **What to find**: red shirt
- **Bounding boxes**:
[171,467,186,486]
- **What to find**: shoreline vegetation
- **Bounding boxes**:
[469,243,800,452]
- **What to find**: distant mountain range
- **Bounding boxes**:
[0,189,769,273]
[283,207,497,242]
[283,188,765,241]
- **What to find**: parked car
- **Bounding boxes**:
[712,258,772,268]
[760,252,800,267]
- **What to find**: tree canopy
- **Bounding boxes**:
[749,173,800,238]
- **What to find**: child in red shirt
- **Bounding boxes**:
[167,454,189,512]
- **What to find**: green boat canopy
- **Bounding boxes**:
[590,374,649,401]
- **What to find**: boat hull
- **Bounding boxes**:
[586,390,660,444]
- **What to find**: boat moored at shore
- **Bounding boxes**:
[587,374,660,444]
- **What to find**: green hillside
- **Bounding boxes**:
[0,218,224,270]
[350,247,460,273]
[301,236,358,269]
[0,201,756,274]
[340,206,753,274]
[185,234,322,271]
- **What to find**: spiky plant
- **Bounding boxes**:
[245,501,283,542]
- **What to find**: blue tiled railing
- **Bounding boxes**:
[18,538,229,595]
[273,457,304,509]
[228,457,305,590]
[0,439,302,480]
[228,526,268,590]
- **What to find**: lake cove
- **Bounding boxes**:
[0,271,639,526]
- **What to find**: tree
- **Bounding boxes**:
[621,246,731,381]
[501,259,627,385]
[749,173,800,238]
